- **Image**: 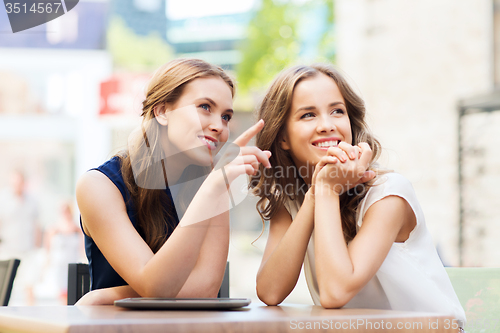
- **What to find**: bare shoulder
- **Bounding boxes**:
[76,170,123,203]
[365,195,411,217]
[77,169,110,187]
[76,170,127,236]
[362,195,416,242]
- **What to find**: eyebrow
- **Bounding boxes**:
[195,97,234,114]
[295,102,346,114]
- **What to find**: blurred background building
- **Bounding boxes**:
[334,0,500,269]
[0,0,498,306]
[0,0,111,305]
[165,0,253,70]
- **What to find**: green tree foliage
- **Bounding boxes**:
[237,0,335,95]
[107,17,174,72]
[237,0,300,93]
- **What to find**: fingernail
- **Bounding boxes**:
[350,152,356,159]
[266,164,272,169]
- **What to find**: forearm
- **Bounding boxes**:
[136,173,228,297]
[176,211,230,297]
[314,184,355,307]
[257,194,314,305]
[75,285,140,306]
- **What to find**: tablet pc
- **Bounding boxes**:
[114,297,251,310]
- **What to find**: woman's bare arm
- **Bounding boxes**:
[77,122,270,304]
[76,285,139,305]
[256,192,315,305]
[314,188,415,308]
[77,170,223,300]
[313,143,416,308]
[175,210,230,298]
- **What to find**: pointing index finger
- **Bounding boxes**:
[233,119,265,147]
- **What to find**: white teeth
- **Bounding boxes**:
[314,140,339,148]
[200,137,216,148]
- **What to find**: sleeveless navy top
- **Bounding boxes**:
[81,156,178,290]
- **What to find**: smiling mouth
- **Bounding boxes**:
[312,140,340,149]
[198,136,217,150]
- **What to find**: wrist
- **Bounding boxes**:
[305,186,315,201]
[315,182,341,198]
[203,169,233,199]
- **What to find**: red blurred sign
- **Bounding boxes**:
[99,73,150,116]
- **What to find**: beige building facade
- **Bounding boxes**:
[334,0,499,266]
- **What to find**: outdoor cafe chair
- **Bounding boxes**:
[0,258,20,306]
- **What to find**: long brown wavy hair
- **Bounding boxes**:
[250,64,386,243]
[117,58,235,253]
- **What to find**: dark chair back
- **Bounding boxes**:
[217,261,230,298]
[67,263,90,305]
[68,261,230,305]
[0,259,20,306]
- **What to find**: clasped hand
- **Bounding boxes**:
[313,142,373,196]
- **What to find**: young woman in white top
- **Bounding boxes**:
[250,63,466,328]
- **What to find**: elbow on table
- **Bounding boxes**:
[319,294,348,309]
[319,288,352,309]
[256,285,284,306]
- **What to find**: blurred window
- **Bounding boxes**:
[133,0,161,13]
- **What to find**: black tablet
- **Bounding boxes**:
[114,297,251,310]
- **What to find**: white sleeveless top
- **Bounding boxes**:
[284,173,466,326]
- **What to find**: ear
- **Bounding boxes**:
[280,134,290,150]
[153,104,168,126]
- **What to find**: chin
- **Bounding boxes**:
[189,150,214,167]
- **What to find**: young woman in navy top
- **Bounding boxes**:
[76,58,271,305]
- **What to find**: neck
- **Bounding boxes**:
[163,157,187,186]
[161,140,188,186]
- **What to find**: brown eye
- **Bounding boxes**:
[300,112,315,119]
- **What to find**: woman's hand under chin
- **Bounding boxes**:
[315,142,373,196]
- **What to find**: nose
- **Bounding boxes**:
[316,114,336,133]
[208,116,224,134]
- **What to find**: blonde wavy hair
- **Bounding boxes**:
[250,64,386,243]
